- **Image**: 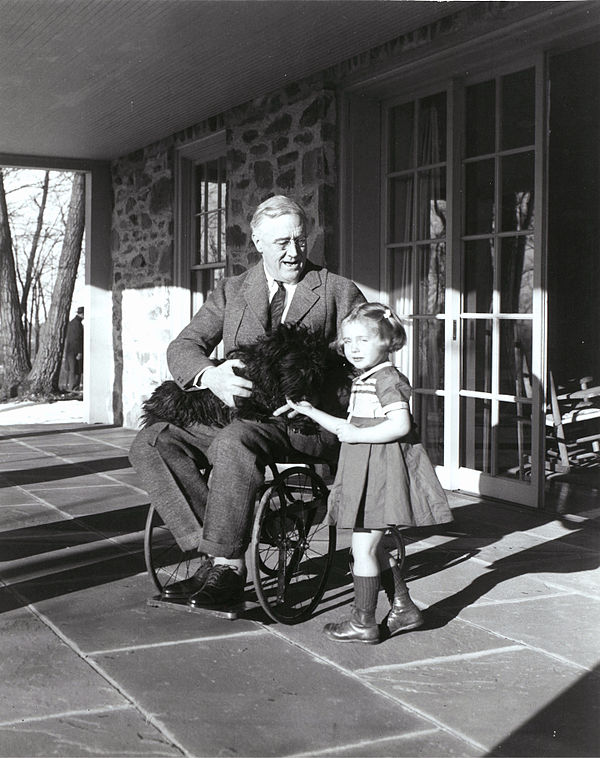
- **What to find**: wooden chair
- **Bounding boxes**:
[546,374,600,474]
[513,338,600,476]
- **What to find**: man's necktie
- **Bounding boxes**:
[268,281,286,331]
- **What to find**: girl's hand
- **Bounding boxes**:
[273,397,315,419]
[335,421,362,443]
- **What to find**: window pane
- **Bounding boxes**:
[501,152,534,233]
[417,168,446,240]
[389,102,414,171]
[497,401,531,481]
[501,68,535,150]
[191,266,225,313]
[205,159,221,212]
[390,246,413,316]
[499,320,532,397]
[466,79,495,157]
[416,243,445,314]
[500,235,534,313]
[465,159,495,235]
[413,393,444,466]
[389,177,413,243]
[415,319,445,390]
[463,239,494,313]
[462,319,492,392]
[195,214,206,266]
[460,396,492,472]
[418,92,446,164]
[196,164,206,212]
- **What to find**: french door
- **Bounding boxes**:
[383,62,546,506]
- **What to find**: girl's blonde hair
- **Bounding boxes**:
[335,302,407,353]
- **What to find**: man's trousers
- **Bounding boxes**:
[129,418,338,559]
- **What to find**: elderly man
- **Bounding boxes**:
[130,196,365,607]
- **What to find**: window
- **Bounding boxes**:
[386,91,447,465]
[175,132,227,317]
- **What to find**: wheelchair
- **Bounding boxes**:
[144,456,336,624]
[144,453,407,625]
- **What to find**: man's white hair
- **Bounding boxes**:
[250,195,307,233]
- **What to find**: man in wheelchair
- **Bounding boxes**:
[130,196,365,608]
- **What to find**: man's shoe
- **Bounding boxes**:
[323,607,380,645]
[160,556,213,600]
[187,564,246,608]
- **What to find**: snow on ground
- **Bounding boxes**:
[0,399,85,424]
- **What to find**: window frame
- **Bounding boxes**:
[174,131,227,319]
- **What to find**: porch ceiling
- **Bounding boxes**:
[0,0,470,163]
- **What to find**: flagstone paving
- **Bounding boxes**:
[0,418,598,757]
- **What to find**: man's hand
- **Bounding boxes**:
[201,360,253,407]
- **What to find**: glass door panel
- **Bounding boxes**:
[458,65,539,505]
[387,91,447,470]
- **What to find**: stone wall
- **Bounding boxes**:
[225,75,338,274]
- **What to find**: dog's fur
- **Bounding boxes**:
[141,324,352,432]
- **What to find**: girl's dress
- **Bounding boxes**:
[326,361,453,529]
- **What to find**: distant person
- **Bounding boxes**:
[279,303,453,644]
[64,306,84,391]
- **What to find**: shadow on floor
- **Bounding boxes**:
[487,664,600,757]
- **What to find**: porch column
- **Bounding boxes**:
[83,164,113,424]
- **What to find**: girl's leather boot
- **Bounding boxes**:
[323,574,380,644]
[323,605,380,645]
[385,579,423,635]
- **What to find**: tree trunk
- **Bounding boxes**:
[0,169,31,398]
[26,173,85,395]
[20,171,50,314]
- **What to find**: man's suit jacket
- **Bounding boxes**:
[167,261,365,389]
[65,316,83,357]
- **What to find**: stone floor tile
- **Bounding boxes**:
[356,646,592,754]
[94,632,430,758]
[34,570,261,654]
[0,516,106,566]
[5,465,114,490]
[326,727,478,757]
[402,547,556,611]
[486,665,600,757]
[459,592,600,668]
[534,563,600,598]
[0,539,145,594]
[30,486,148,518]
[0,608,129,724]
[0,504,69,530]
[0,487,48,505]
[275,592,518,672]
[0,707,182,757]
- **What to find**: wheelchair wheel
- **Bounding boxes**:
[251,466,335,624]
[381,527,406,574]
[144,505,206,594]
[348,526,406,576]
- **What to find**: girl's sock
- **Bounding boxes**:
[353,574,380,614]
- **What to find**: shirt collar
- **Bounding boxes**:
[263,264,299,294]
[355,360,393,382]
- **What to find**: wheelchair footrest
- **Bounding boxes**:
[147,595,257,620]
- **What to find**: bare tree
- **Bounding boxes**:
[26,172,85,395]
[0,169,30,398]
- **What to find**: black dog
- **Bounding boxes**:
[140,324,352,432]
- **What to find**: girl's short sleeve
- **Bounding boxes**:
[375,367,411,414]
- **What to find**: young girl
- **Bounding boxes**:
[283,302,453,644]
